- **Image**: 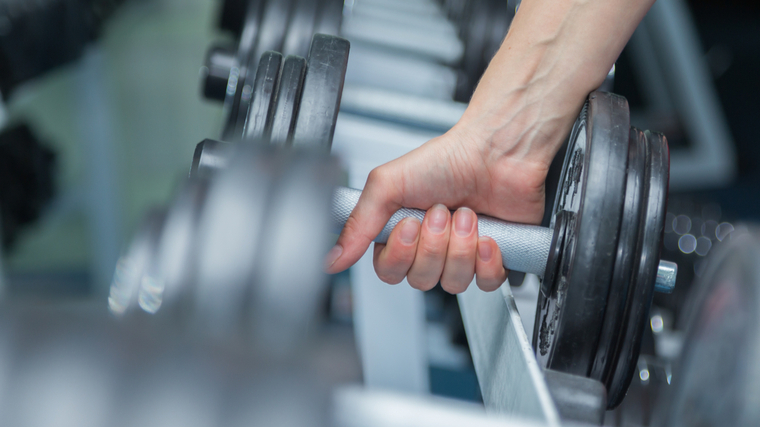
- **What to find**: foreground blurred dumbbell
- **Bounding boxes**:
[655,225,759,426]
[111,147,340,348]
[191,34,676,408]
[0,304,337,426]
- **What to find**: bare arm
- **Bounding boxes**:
[325,0,655,293]
[465,0,655,166]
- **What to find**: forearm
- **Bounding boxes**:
[459,0,655,168]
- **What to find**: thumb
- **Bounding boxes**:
[325,168,402,274]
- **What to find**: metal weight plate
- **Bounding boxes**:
[588,127,647,405]
[455,0,489,102]
[108,209,167,317]
[292,34,350,150]
[534,93,630,380]
[244,51,284,141]
[250,150,341,344]
[658,226,759,427]
[192,145,277,335]
[190,139,234,178]
[222,0,265,140]
[484,0,511,70]
[605,130,668,407]
[218,0,253,36]
[147,177,211,318]
[252,0,295,61]
[282,0,320,57]
[270,55,307,146]
[314,0,344,37]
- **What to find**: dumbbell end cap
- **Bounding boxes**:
[654,260,678,294]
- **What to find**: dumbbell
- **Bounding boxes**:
[448,0,517,102]
[657,225,758,426]
[333,94,675,409]
[213,32,349,143]
[111,146,340,348]
[203,0,463,109]
[203,0,344,139]
[0,304,335,426]
[193,34,677,408]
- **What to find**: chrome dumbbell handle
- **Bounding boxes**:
[331,187,553,276]
[332,187,679,292]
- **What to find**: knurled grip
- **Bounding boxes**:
[331,187,553,276]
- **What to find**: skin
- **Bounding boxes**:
[326,0,656,293]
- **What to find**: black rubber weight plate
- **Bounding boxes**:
[291,34,349,151]
[606,130,668,408]
[221,0,264,140]
[314,0,343,36]
[534,92,630,378]
[282,0,319,57]
[588,127,647,396]
[244,51,283,141]
[270,55,307,146]
[252,0,294,60]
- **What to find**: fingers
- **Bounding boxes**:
[373,218,421,284]
[373,207,509,293]
[406,205,451,291]
[326,168,401,274]
[475,237,508,292]
[440,208,479,294]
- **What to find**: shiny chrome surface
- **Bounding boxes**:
[655,260,678,294]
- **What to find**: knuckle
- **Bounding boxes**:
[367,166,391,186]
[417,240,446,258]
[447,247,475,261]
[341,214,364,241]
[385,246,415,266]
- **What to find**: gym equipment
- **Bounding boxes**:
[204,0,464,102]
[192,35,676,409]
[0,304,338,427]
[110,147,340,348]
[655,225,760,427]
[333,95,672,409]
[0,0,124,98]
[218,33,349,144]
[0,124,56,251]
[438,0,518,101]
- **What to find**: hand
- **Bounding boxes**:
[324,120,551,294]
[323,0,653,293]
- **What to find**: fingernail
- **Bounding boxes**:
[325,244,343,269]
[478,238,493,262]
[427,204,448,233]
[400,218,420,244]
[454,208,475,237]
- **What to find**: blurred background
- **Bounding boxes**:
[0,0,759,422]
[1,0,225,297]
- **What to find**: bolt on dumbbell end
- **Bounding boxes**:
[655,260,678,294]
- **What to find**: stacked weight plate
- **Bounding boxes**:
[110,146,340,345]
[535,93,669,408]
[657,226,760,426]
[205,0,465,103]
[222,34,349,148]
[203,0,344,139]
[439,0,518,101]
